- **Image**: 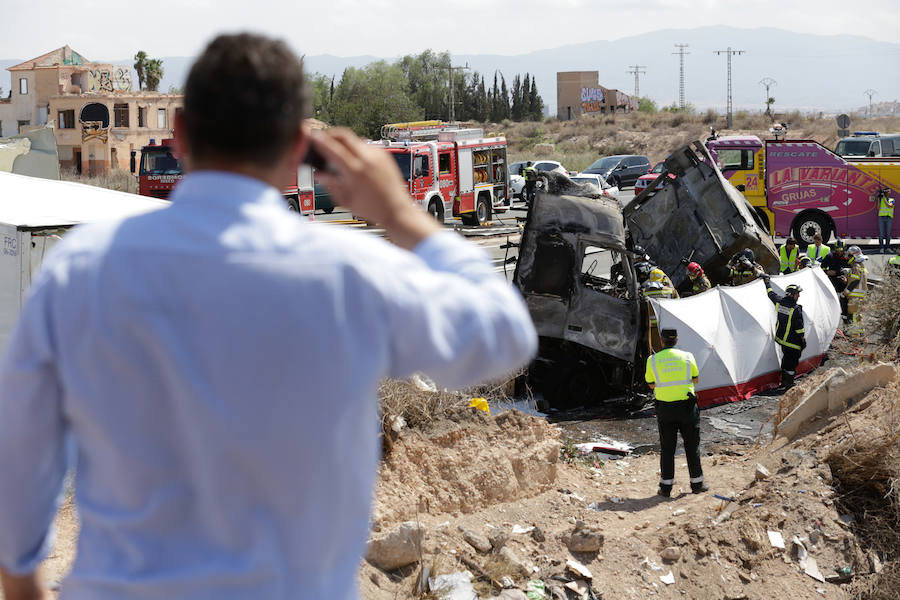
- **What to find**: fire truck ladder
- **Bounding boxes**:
[381,120,465,141]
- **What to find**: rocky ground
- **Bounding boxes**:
[9,364,896,600]
[358,365,899,600]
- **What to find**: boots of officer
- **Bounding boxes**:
[781,370,795,390]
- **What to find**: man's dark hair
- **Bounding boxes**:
[183,33,309,166]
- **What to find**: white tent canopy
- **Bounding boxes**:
[0,170,167,229]
[650,268,841,406]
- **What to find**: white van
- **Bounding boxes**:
[834,132,900,158]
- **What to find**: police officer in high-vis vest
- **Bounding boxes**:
[645,328,708,497]
[877,187,895,254]
[779,237,799,273]
[763,277,807,390]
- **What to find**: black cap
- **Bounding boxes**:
[661,328,678,340]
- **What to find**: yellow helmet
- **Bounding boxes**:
[649,268,666,283]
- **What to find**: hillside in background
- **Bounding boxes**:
[3,26,899,114]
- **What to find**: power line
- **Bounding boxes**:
[714,47,746,128]
[627,65,646,99]
[672,44,689,109]
[445,61,470,122]
[864,88,877,118]
[759,77,776,117]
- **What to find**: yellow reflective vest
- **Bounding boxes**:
[779,245,798,272]
[645,347,698,402]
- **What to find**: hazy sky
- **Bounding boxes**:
[2,0,897,61]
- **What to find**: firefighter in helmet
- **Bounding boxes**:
[684,262,711,296]
[821,240,851,316]
[762,276,806,390]
[843,245,868,324]
[797,254,813,270]
[727,248,765,286]
[640,266,678,351]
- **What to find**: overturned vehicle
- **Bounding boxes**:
[512,141,779,408]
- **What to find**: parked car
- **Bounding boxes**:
[582,154,651,188]
[633,161,676,195]
[509,160,569,199]
[569,173,620,204]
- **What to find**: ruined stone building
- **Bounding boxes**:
[0,45,182,174]
[557,71,638,121]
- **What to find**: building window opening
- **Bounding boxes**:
[114,103,129,128]
[138,106,146,127]
[19,78,28,95]
[58,109,75,129]
[157,108,167,128]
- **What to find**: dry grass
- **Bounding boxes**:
[60,167,139,194]
[825,395,900,600]
[831,268,900,364]
[378,373,527,454]
[479,112,900,173]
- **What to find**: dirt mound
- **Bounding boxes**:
[372,409,560,527]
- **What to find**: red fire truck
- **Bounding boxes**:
[133,138,315,215]
[377,121,511,225]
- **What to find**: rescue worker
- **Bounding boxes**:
[727,248,765,285]
[807,232,830,263]
[522,163,538,206]
[797,254,813,270]
[890,253,900,274]
[645,328,707,497]
[877,187,895,254]
[779,237,799,273]
[762,276,806,390]
[844,245,868,324]
[821,240,851,315]
[641,266,678,351]
[685,262,711,296]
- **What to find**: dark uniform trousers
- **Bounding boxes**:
[656,398,703,486]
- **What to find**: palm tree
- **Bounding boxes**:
[145,59,164,92]
[133,51,148,91]
[765,96,775,118]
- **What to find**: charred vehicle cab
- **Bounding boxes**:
[513,175,644,408]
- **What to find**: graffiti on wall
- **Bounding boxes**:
[113,67,132,91]
[86,68,133,93]
[616,91,639,111]
[79,102,110,143]
[581,87,605,113]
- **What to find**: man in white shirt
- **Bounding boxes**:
[0,34,537,600]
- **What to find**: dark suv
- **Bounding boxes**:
[582,154,651,188]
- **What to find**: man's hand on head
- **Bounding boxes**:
[311,129,441,250]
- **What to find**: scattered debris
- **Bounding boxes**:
[659,571,675,585]
[767,530,785,549]
[755,464,771,480]
[429,571,477,600]
[660,546,681,562]
[566,559,593,580]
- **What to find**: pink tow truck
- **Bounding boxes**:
[706,135,900,244]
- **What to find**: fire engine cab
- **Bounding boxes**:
[378,121,511,225]
[133,138,315,216]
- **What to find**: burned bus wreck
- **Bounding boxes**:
[513,142,779,409]
[625,141,779,293]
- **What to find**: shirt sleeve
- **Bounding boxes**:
[645,356,655,384]
[377,231,538,390]
[0,275,68,575]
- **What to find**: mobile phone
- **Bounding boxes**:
[303,143,328,171]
